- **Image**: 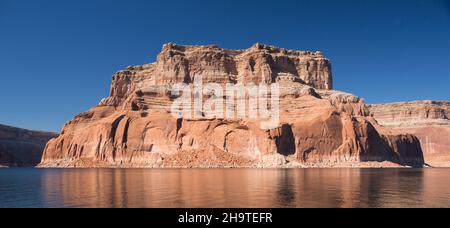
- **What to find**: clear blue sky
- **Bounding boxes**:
[1,0,449,132]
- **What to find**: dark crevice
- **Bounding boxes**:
[176,118,183,141]
[131,101,139,111]
[176,118,183,132]
[249,58,256,72]
[79,146,84,157]
[275,124,296,156]
[122,119,131,147]
[110,115,126,143]
[302,148,315,162]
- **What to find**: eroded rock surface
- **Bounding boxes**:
[369,101,450,167]
[39,44,425,168]
[369,101,450,127]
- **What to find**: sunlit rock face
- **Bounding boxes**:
[0,124,57,167]
[39,43,425,168]
[368,101,450,127]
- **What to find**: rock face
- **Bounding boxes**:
[107,43,333,107]
[368,101,450,127]
[39,44,425,168]
[369,101,450,167]
[0,124,57,167]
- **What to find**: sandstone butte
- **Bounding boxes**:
[0,124,57,167]
[37,43,449,168]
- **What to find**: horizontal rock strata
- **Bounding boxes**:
[369,101,450,167]
[0,124,57,167]
[39,44,425,168]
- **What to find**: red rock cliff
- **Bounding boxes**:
[39,44,424,168]
[369,101,450,167]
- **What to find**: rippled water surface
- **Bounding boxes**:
[1,168,450,208]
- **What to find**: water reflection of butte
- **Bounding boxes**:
[41,169,232,208]
[173,170,282,208]
[289,169,363,208]
[41,169,364,208]
[40,169,433,208]
[422,169,450,208]
[42,169,117,208]
[359,169,426,208]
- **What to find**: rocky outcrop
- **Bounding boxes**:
[106,43,332,107]
[369,101,450,167]
[0,124,57,167]
[368,101,450,127]
[39,44,425,168]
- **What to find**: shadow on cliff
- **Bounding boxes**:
[275,124,296,156]
[360,123,425,168]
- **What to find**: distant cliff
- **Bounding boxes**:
[368,101,450,127]
[39,43,425,168]
[0,124,57,167]
[369,101,450,167]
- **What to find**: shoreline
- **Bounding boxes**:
[36,161,426,169]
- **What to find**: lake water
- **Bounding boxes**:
[1,168,450,208]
